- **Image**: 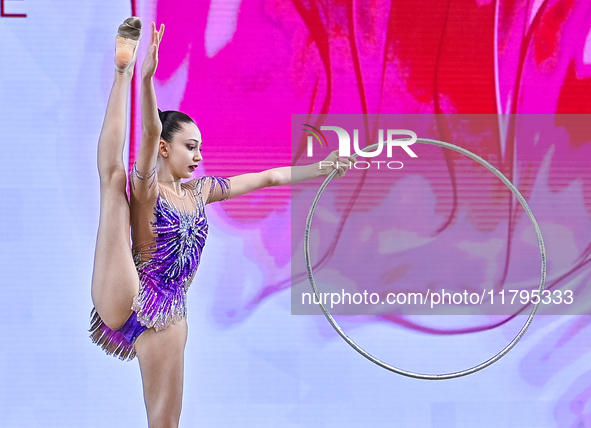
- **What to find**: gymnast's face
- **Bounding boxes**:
[160,122,203,179]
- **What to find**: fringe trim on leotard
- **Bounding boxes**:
[89,309,137,361]
[131,273,190,332]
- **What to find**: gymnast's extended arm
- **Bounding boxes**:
[226,150,355,200]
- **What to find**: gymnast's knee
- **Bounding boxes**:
[98,163,127,188]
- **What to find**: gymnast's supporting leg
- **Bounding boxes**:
[135,319,188,428]
[91,18,142,330]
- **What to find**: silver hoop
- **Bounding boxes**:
[304,138,546,380]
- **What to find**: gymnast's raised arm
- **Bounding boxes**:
[131,22,165,202]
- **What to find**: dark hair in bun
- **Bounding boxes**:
[158,109,196,143]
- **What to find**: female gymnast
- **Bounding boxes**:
[89,17,353,427]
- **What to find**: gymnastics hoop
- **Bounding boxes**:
[304,138,547,380]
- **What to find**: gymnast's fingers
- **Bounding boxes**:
[334,159,349,177]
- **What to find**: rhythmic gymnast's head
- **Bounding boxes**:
[157,109,202,179]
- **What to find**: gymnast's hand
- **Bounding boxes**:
[141,22,165,80]
[319,150,356,178]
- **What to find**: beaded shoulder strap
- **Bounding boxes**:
[192,176,230,205]
[192,177,206,211]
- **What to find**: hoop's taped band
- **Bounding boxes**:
[304,138,547,380]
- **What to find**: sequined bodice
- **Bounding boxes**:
[131,176,230,331]
[142,194,208,289]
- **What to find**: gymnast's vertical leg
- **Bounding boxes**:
[91,18,142,330]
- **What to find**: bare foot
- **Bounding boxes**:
[115,17,142,73]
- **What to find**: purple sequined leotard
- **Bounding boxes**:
[89,172,230,361]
